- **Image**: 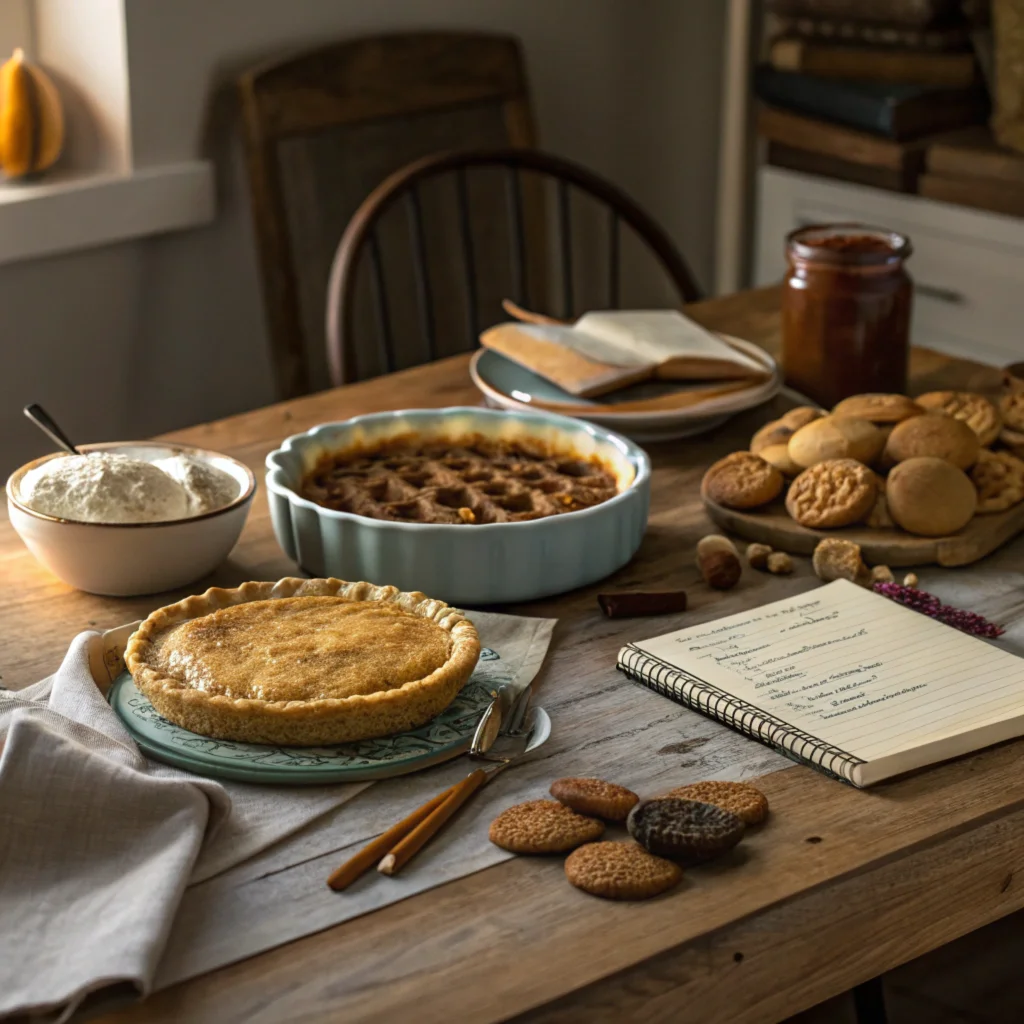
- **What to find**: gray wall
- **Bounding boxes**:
[1,0,725,474]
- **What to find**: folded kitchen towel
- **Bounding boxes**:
[0,634,371,1021]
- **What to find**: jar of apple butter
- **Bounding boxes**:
[781,224,913,408]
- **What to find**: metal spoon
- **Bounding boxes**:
[23,403,81,456]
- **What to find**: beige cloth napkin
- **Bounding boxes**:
[0,612,555,1022]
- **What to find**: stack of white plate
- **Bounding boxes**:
[470,334,781,442]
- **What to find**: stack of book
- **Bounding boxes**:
[921,125,1024,216]
[758,0,990,194]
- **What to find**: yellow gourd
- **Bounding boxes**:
[0,48,64,178]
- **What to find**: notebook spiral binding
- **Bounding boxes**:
[618,644,865,786]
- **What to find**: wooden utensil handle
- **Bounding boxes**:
[327,784,456,891]
[378,769,489,877]
[501,299,569,326]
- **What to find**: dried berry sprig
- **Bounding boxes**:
[872,582,1005,639]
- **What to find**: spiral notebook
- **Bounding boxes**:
[617,580,1024,787]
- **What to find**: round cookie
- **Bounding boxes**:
[778,406,823,430]
[489,800,604,854]
[627,798,745,863]
[883,413,980,470]
[1001,391,1024,433]
[750,420,793,454]
[832,393,924,424]
[702,451,784,510]
[886,457,977,537]
[759,442,802,477]
[785,459,878,529]
[788,416,885,469]
[916,391,1002,447]
[970,450,1024,513]
[550,777,639,822]
[565,841,682,900]
[665,780,768,825]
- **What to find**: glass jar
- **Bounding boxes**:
[781,224,913,409]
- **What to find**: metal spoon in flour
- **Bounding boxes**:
[23,403,82,456]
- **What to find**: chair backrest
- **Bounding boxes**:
[238,32,535,399]
[325,147,703,385]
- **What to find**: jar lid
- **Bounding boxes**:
[786,223,912,265]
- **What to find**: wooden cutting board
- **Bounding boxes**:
[701,480,1024,568]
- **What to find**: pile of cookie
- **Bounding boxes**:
[703,390,1024,537]
[489,777,768,901]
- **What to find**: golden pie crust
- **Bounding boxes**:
[125,578,481,746]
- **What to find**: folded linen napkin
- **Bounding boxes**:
[0,636,372,1020]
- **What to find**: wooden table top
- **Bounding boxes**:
[5,286,1023,1024]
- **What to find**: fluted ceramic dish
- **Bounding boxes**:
[265,407,651,605]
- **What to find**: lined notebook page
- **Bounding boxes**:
[629,580,1024,765]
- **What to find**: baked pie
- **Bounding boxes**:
[300,434,618,524]
[125,577,481,746]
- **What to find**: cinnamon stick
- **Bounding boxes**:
[598,590,688,619]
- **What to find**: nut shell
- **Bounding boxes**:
[627,797,744,863]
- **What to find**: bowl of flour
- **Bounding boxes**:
[6,442,256,595]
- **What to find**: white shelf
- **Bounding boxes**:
[0,161,215,265]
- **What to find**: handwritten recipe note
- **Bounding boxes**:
[620,580,1024,786]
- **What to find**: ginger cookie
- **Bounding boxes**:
[1001,391,1024,433]
[759,442,802,477]
[832,393,923,424]
[788,416,885,469]
[886,457,976,537]
[550,777,639,822]
[884,413,980,470]
[779,406,823,431]
[702,451,784,510]
[666,780,768,825]
[750,420,793,454]
[916,391,1002,447]
[489,800,604,854]
[812,537,869,585]
[970,450,1024,513]
[564,841,682,900]
[785,459,877,529]
[627,798,744,863]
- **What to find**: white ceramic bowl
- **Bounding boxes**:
[6,441,256,597]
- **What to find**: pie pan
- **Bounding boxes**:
[265,406,651,605]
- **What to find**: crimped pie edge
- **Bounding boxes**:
[124,577,481,744]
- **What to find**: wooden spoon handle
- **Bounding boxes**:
[326,783,456,891]
[377,769,489,877]
[501,299,569,327]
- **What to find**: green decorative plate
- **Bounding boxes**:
[110,646,516,784]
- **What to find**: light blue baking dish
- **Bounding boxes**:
[265,406,651,606]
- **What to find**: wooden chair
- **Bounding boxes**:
[325,147,703,385]
[238,32,535,399]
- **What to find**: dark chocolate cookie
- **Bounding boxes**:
[627,798,745,863]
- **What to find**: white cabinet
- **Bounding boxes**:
[754,166,1024,367]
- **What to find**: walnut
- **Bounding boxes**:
[766,551,794,575]
[812,538,869,585]
[870,565,895,584]
[746,542,772,571]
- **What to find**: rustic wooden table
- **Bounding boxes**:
[4,286,1022,1024]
